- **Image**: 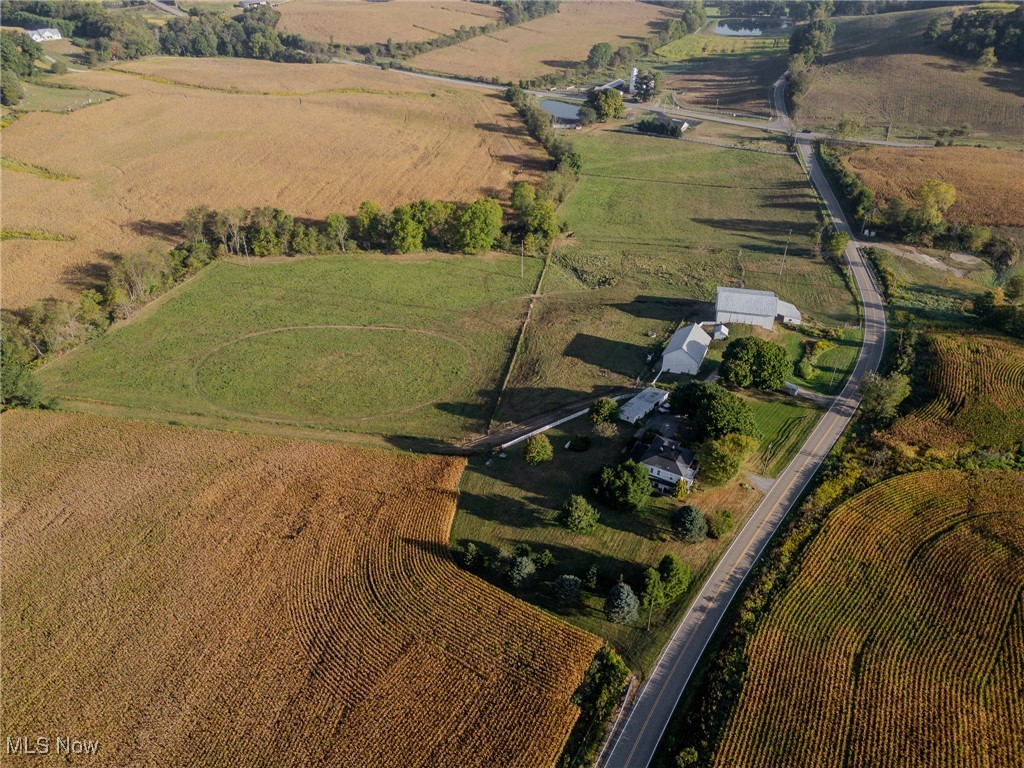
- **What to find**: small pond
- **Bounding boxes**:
[540,99,581,122]
[713,18,790,36]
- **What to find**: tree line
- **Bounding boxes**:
[935,3,1024,66]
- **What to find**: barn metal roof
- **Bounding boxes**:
[716,287,779,318]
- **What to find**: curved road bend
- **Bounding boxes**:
[599,138,887,768]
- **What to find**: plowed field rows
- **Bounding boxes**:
[1,410,600,768]
[888,333,1024,455]
[713,469,1024,767]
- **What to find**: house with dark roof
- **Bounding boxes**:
[630,435,698,494]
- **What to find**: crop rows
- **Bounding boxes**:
[888,333,1024,455]
[713,470,1024,767]
[1,411,601,768]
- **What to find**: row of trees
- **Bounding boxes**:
[0,29,42,106]
[505,85,582,172]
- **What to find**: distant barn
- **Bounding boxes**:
[26,28,62,42]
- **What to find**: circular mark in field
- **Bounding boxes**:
[195,327,468,422]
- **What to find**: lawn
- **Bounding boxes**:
[13,81,117,112]
[40,252,543,442]
[453,414,764,673]
[496,130,858,423]
[795,7,1024,143]
[744,392,823,477]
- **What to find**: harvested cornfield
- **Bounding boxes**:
[277,0,505,47]
[409,1,675,81]
[1,410,601,768]
[844,146,1024,227]
[0,57,544,309]
[713,469,1024,768]
[887,333,1024,455]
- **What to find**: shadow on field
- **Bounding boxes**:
[129,218,181,240]
[611,295,710,323]
[540,59,578,70]
[61,257,112,293]
[980,66,1024,100]
[564,333,649,377]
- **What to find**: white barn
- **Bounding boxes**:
[660,323,711,375]
[619,387,668,424]
[26,28,62,42]
[715,287,802,331]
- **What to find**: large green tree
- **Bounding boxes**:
[453,198,503,253]
[559,495,599,534]
[586,41,613,69]
[720,337,791,391]
[697,433,759,486]
[605,581,639,624]
[858,371,911,423]
[586,88,625,121]
[595,460,652,513]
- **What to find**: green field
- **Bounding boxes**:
[656,26,786,61]
[496,131,857,423]
[13,82,117,112]
[41,252,543,441]
[453,415,764,672]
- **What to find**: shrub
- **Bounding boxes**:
[584,565,599,590]
[708,510,734,540]
[659,554,691,599]
[568,435,592,452]
[604,582,639,623]
[595,460,652,513]
[593,420,618,439]
[553,574,583,605]
[672,479,689,499]
[697,433,759,486]
[589,396,619,424]
[639,567,666,611]
[507,555,536,587]
[523,434,554,466]
[672,505,708,543]
[461,541,478,568]
[559,495,600,534]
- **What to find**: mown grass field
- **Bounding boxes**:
[745,393,822,477]
[409,1,676,81]
[843,145,1024,227]
[0,57,544,309]
[40,253,543,442]
[277,0,504,47]
[14,81,117,111]
[796,7,1024,142]
[887,332,1024,457]
[496,130,857,423]
[653,20,789,115]
[2,410,600,768]
[709,469,1024,767]
[453,415,763,672]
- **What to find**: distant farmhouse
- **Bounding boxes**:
[26,28,62,42]
[660,323,711,375]
[715,287,801,331]
[619,386,668,424]
[236,0,270,8]
[631,436,698,493]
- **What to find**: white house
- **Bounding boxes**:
[715,287,802,331]
[26,28,62,42]
[630,435,698,493]
[660,323,711,375]
[619,387,668,424]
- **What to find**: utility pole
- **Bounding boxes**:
[779,228,792,276]
[520,240,525,280]
[647,598,654,632]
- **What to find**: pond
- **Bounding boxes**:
[713,18,790,36]
[540,99,581,122]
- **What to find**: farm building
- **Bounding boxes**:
[630,435,698,493]
[712,323,729,341]
[660,323,712,375]
[715,287,802,331]
[26,28,62,42]
[619,387,669,424]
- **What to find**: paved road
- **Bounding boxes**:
[598,136,887,768]
[147,0,188,18]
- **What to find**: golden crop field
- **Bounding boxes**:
[410,0,676,81]
[713,469,1024,768]
[1,410,601,768]
[0,57,544,309]
[796,8,1024,140]
[887,333,1024,456]
[277,0,504,47]
[844,146,1024,227]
